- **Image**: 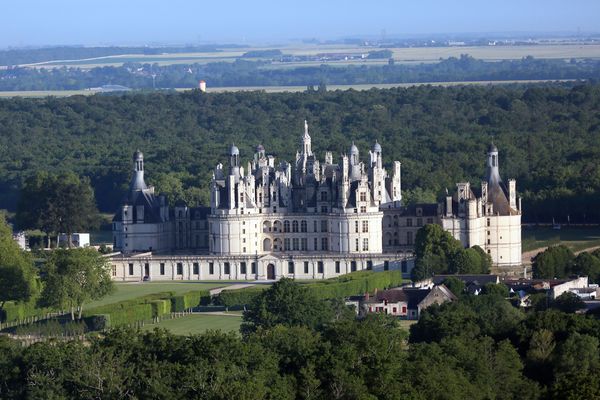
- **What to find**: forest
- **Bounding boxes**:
[0,278,598,399]
[1,82,600,223]
[2,55,600,91]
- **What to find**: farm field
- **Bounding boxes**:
[0,78,573,98]
[17,44,600,69]
[521,226,600,253]
[85,282,229,308]
[141,313,243,335]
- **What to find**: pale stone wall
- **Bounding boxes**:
[109,253,414,282]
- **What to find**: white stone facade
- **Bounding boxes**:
[441,145,522,267]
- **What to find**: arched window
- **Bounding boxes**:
[301,220,307,232]
[284,220,290,233]
[292,220,299,233]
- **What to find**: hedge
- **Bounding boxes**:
[84,300,154,327]
[1,298,55,323]
[214,287,267,307]
[214,270,405,307]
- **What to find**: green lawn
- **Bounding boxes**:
[86,282,228,308]
[522,226,600,253]
[141,313,242,335]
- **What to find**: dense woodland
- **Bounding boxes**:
[2,56,600,91]
[0,278,599,399]
[1,83,600,223]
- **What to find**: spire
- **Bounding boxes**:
[301,120,312,156]
[130,150,147,191]
[486,143,501,185]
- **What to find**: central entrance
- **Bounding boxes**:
[267,263,276,280]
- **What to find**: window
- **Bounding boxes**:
[360,192,367,202]
[301,220,307,232]
[251,262,257,274]
[284,238,290,250]
[240,262,247,274]
[301,238,307,251]
[426,218,433,224]
[224,262,230,275]
[362,238,369,251]
[417,218,423,227]
[487,231,490,236]
[293,238,299,250]
[321,205,328,213]
[111,265,117,277]
[209,262,214,275]
[335,261,340,273]
[355,238,359,251]
[176,263,183,275]
[321,237,328,251]
[321,220,328,232]
[128,263,134,275]
[304,261,309,274]
[288,261,295,274]
[351,261,357,272]
[487,239,491,245]
[284,221,290,232]
[384,261,390,271]
[367,260,373,270]
[292,220,299,232]
[160,263,165,275]
[360,206,366,213]
[406,218,413,227]
[314,237,318,250]
[321,191,328,201]
[393,307,397,314]
[193,262,199,275]
[362,220,368,233]
[355,221,359,233]
[313,221,318,232]
[317,261,324,274]
[487,218,491,227]
[407,231,413,245]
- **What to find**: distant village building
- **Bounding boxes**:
[110,122,522,281]
[199,80,206,92]
[347,284,457,319]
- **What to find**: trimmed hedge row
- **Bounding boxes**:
[85,289,211,327]
[213,270,405,307]
[306,270,404,301]
[1,298,55,323]
[214,287,267,307]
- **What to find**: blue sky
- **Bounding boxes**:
[1,0,599,47]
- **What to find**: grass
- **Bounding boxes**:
[141,313,242,335]
[85,282,228,308]
[398,320,417,330]
[18,44,600,69]
[522,226,600,253]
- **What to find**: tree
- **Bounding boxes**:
[442,277,466,297]
[241,278,333,335]
[39,248,114,320]
[532,245,575,279]
[0,215,38,316]
[551,292,585,313]
[16,172,100,248]
[572,252,600,283]
[412,224,463,279]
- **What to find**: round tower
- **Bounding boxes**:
[130,150,147,191]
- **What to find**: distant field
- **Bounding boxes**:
[85,282,228,308]
[141,313,242,335]
[0,79,575,98]
[18,44,600,69]
[522,226,600,253]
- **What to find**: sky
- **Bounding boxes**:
[1,0,599,48]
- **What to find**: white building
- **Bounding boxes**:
[110,125,522,281]
[111,121,412,281]
[441,144,522,267]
